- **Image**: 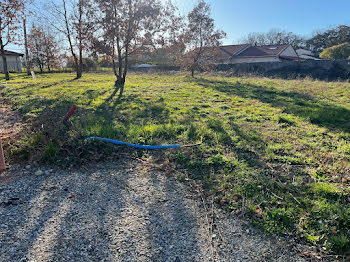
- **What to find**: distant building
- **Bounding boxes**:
[217,44,301,64]
[296,49,321,60]
[0,50,24,72]
[131,64,156,69]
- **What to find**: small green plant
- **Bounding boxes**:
[187,123,202,141]
[326,234,350,253]
[43,141,59,162]
[278,116,295,126]
[261,208,294,235]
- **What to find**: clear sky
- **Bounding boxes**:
[8,0,350,51]
[173,0,350,45]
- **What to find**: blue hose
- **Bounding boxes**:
[86,137,181,149]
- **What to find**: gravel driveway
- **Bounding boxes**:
[0,160,305,262]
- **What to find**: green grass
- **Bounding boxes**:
[1,72,350,255]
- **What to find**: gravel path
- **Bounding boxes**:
[0,160,305,262]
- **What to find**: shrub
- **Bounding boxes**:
[320,43,350,60]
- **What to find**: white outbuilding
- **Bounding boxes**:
[0,50,24,72]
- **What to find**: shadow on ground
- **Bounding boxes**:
[194,78,350,133]
[0,160,303,261]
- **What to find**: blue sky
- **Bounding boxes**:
[174,0,350,45]
[9,0,350,51]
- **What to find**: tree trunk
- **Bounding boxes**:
[78,49,82,78]
[63,0,81,79]
[112,58,117,77]
[23,18,31,75]
[0,35,9,81]
[74,55,80,78]
[78,0,83,78]
[191,67,195,78]
[122,47,128,83]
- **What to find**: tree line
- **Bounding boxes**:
[1,0,350,87]
[0,0,227,92]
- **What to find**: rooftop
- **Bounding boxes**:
[0,50,24,56]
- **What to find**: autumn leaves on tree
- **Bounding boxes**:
[0,0,26,80]
[176,1,226,77]
[1,0,225,84]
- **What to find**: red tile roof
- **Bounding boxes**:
[236,44,289,57]
[219,44,250,57]
[217,44,294,60]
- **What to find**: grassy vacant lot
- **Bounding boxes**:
[1,72,350,255]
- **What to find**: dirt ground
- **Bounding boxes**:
[0,160,307,262]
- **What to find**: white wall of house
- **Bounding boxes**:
[296,49,313,56]
[230,56,280,64]
[0,55,22,72]
[280,45,299,57]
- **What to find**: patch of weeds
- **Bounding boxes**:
[260,208,294,235]
[186,123,202,141]
[173,150,189,165]
[207,118,225,133]
[278,115,295,126]
[148,104,167,117]
[313,169,329,181]
[275,155,302,165]
[265,143,284,156]
[217,132,232,144]
[312,182,341,199]
[43,141,60,162]
[207,153,226,167]
[326,234,350,253]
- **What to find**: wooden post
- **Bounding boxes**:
[0,138,5,172]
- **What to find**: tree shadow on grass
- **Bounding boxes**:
[40,78,77,89]
[6,78,78,93]
[104,82,125,103]
[194,78,350,134]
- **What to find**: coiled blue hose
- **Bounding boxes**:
[86,137,181,149]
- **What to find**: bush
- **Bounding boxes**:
[320,43,350,60]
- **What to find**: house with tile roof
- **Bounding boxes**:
[0,50,24,73]
[216,44,301,64]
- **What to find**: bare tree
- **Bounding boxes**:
[94,0,170,97]
[0,0,26,80]
[28,24,60,73]
[23,18,31,75]
[49,0,94,79]
[43,28,60,72]
[178,0,226,77]
[22,1,34,76]
[241,29,304,49]
[28,25,45,72]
